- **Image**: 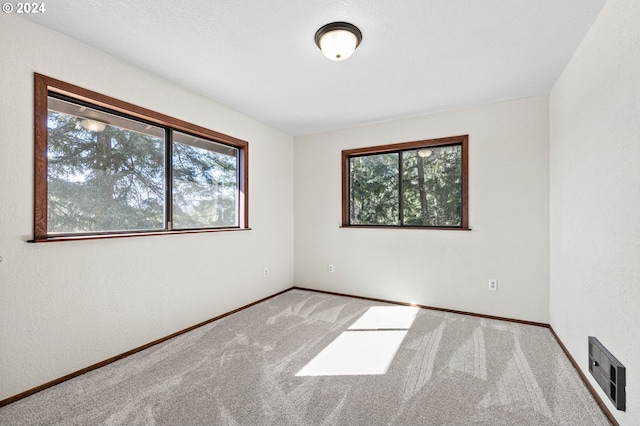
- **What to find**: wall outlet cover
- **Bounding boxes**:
[488,279,498,291]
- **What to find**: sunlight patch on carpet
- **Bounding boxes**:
[348,306,419,330]
[296,306,419,376]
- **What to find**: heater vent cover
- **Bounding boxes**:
[588,336,625,411]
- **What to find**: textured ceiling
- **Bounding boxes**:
[23,0,606,136]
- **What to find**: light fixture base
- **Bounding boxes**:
[314,22,362,61]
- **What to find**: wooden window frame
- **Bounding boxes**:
[341,135,469,230]
[33,73,249,242]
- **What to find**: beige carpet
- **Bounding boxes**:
[0,289,610,425]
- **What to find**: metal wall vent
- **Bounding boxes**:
[588,336,625,411]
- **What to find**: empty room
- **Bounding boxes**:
[0,0,638,424]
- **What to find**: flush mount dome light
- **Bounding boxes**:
[314,22,362,61]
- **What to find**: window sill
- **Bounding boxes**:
[340,225,471,231]
[28,227,252,243]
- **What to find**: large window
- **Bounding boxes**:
[342,135,468,229]
[33,74,248,241]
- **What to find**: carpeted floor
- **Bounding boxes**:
[0,289,610,425]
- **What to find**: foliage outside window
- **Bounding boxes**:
[33,74,248,241]
[342,135,468,229]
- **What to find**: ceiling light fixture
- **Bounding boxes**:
[314,22,362,61]
[81,118,107,133]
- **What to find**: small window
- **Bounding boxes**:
[34,74,248,241]
[342,135,468,229]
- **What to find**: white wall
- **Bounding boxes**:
[295,96,550,323]
[550,0,640,423]
[0,15,294,401]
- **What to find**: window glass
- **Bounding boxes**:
[401,145,462,227]
[172,131,238,229]
[47,97,165,234]
[349,153,399,225]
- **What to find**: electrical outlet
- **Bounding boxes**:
[488,279,498,291]
[328,264,335,273]
[263,268,269,278]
